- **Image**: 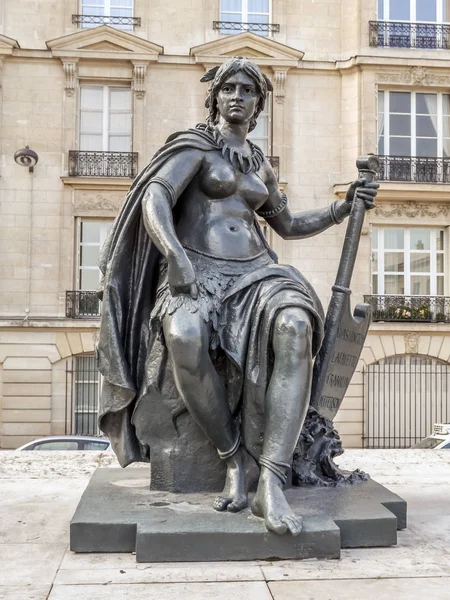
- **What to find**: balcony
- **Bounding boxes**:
[364,295,450,323]
[377,156,450,184]
[267,155,279,181]
[72,14,141,28]
[369,20,450,49]
[213,21,280,35]
[68,151,138,178]
[66,291,101,319]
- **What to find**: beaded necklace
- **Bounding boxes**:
[196,124,265,174]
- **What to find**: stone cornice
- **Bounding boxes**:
[190,32,304,69]
[0,33,20,55]
[46,25,163,62]
[334,181,450,202]
[61,176,133,191]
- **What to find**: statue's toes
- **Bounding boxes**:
[226,496,248,513]
[213,496,232,512]
[265,514,288,535]
[284,515,303,536]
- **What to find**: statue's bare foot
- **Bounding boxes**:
[213,447,259,513]
[251,469,303,535]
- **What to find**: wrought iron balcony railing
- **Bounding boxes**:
[66,291,101,319]
[213,21,280,34]
[267,155,279,181]
[68,151,138,178]
[72,14,141,27]
[364,295,450,323]
[377,155,450,183]
[369,20,450,49]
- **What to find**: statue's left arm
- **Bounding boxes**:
[258,160,378,240]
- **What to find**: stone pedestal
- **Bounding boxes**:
[70,468,407,562]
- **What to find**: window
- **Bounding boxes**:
[83,440,110,450]
[378,0,448,22]
[74,354,101,436]
[248,101,270,155]
[372,227,445,295]
[377,1,450,48]
[78,220,113,291]
[79,86,132,153]
[81,0,134,30]
[378,91,450,158]
[34,440,80,450]
[220,0,270,34]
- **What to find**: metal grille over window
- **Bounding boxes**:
[77,0,137,30]
[215,0,279,36]
[67,355,101,436]
[371,0,450,48]
[364,356,450,448]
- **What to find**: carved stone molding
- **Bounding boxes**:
[273,69,288,104]
[405,332,419,354]
[62,60,78,96]
[133,63,147,98]
[74,191,124,213]
[374,202,450,219]
[377,66,450,87]
[0,58,3,89]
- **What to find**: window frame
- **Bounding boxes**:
[76,218,114,291]
[378,0,447,23]
[80,0,134,29]
[372,227,445,296]
[378,90,450,158]
[247,92,272,156]
[78,84,133,153]
[219,0,272,33]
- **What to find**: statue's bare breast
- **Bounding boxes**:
[175,152,270,259]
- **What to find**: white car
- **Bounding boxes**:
[16,435,111,451]
[413,424,450,450]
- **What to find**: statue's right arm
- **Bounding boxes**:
[142,149,204,295]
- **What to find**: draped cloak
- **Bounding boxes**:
[97,125,325,467]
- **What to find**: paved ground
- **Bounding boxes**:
[0,449,449,599]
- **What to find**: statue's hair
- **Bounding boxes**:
[201,57,273,133]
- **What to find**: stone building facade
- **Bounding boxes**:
[1,0,450,450]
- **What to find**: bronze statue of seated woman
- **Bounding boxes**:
[97,57,378,536]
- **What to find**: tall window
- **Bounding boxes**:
[78,220,113,291]
[81,0,133,29]
[220,0,270,34]
[378,0,449,22]
[248,101,270,155]
[378,91,450,158]
[74,354,101,435]
[372,227,445,295]
[79,85,132,152]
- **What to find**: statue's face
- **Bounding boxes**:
[216,71,259,126]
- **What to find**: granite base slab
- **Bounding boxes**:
[70,468,406,562]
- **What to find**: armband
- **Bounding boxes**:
[256,193,288,220]
[148,177,177,207]
[329,200,345,225]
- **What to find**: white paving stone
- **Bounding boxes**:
[0,586,52,600]
[48,582,273,600]
[0,544,67,586]
[54,564,265,585]
[269,577,450,599]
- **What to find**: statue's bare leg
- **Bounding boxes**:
[163,308,258,512]
[251,307,312,535]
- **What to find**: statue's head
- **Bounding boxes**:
[202,57,273,132]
